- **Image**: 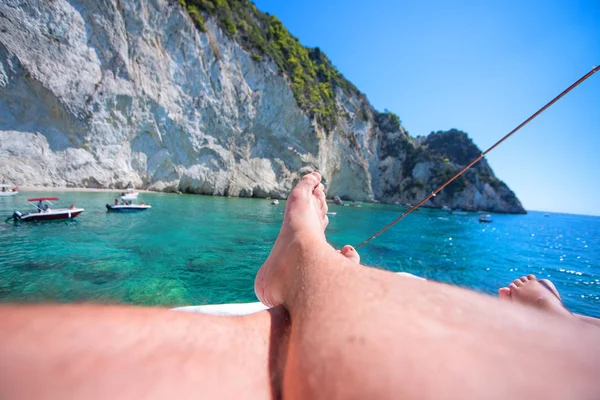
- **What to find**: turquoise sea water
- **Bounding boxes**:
[1,191,599,317]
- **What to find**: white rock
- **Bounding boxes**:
[0,0,524,213]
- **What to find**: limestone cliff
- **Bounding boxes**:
[0,0,525,213]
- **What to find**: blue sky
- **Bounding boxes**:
[253,0,600,216]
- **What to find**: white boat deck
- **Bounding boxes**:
[172,273,424,316]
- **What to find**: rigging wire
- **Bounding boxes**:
[355,65,600,249]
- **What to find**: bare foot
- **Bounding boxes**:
[340,245,360,264]
[498,278,561,301]
[504,275,573,318]
[255,172,330,307]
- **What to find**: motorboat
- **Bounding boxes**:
[271,199,279,205]
[9,197,84,222]
[441,206,451,212]
[106,199,151,212]
[120,188,139,201]
[0,184,18,197]
[479,214,493,223]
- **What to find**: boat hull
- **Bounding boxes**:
[106,204,151,212]
[478,214,493,223]
[19,210,83,221]
[0,191,18,197]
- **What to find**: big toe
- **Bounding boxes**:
[288,172,322,205]
[299,172,322,191]
[341,245,360,264]
[314,188,327,215]
[498,287,511,300]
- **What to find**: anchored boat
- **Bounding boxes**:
[120,188,139,201]
[478,214,493,223]
[9,198,84,222]
[0,184,18,197]
[106,199,151,212]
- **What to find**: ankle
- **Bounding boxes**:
[282,234,328,258]
[281,242,338,309]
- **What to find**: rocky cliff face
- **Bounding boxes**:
[0,0,525,213]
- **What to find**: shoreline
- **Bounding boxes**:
[15,187,577,216]
[13,187,541,215]
[18,186,159,194]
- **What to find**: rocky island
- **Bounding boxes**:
[0,0,525,213]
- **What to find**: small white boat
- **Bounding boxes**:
[271,200,279,205]
[479,214,493,223]
[106,199,151,212]
[0,184,18,197]
[441,206,451,212]
[120,188,139,201]
[8,197,84,222]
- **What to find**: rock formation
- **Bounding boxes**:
[0,0,525,213]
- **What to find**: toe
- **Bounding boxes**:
[321,202,329,217]
[341,245,360,264]
[513,278,523,287]
[314,189,327,215]
[289,172,322,202]
[299,172,322,190]
[314,187,326,201]
[509,282,518,291]
[322,214,329,229]
[527,274,536,281]
[498,287,511,300]
[520,276,528,283]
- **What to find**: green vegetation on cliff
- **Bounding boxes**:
[424,129,481,166]
[424,129,505,192]
[179,0,362,131]
[374,110,402,133]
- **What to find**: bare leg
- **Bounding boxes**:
[255,172,600,399]
[577,313,600,328]
[0,304,289,399]
[0,240,361,400]
[499,276,600,327]
[2,171,599,399]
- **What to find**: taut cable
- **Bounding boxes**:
[355,65,600,249]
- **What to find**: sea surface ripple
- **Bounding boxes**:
[1,191,599,317]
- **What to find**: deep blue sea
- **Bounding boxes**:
[1,191,599,317]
